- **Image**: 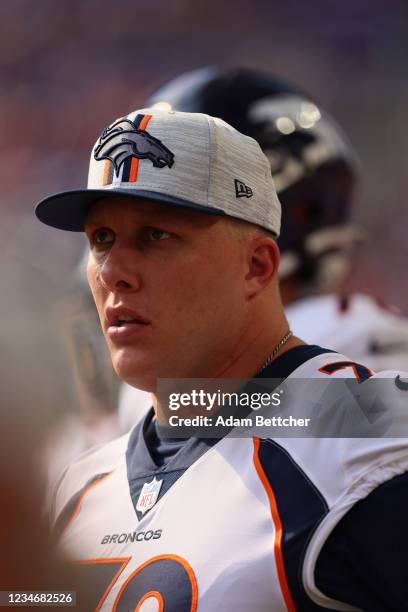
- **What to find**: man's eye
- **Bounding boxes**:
[93,228,114,244]
[148,228,171,241]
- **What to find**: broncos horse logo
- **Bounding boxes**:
[94,118,174,176]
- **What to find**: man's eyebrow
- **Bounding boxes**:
[84,212,109,228]
[84,218,102,228]
[86,208,219,230]
[85,189,226,227]
[142,207,220,229]
[85,215,196,229]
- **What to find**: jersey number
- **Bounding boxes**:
[77,554,198,611]
[319,360,373,383]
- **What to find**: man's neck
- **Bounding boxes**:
[152,326,305,424]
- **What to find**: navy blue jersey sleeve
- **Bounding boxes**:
[316,471,408,611]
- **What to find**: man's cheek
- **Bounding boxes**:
[92,290,104,315]
[86,272,99,301]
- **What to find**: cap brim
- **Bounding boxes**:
[35,189,224,231]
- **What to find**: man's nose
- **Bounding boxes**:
[94,245,143,293]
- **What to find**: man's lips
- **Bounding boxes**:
[104,306,151,339]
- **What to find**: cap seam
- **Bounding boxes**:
[101,184,207,201]
[259,144,278,232]
[203,114,213,207]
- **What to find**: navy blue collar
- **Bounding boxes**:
[258,344,332,379]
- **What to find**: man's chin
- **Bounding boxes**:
[123,376,157,393]
[112,353,158,393]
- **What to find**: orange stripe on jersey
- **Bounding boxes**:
[253,438,296,612]
[63,470,115,534]
[128,114,152,183]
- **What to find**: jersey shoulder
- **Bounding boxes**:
[286,293,408,371]
[279,348,408,506]
[51,431,131,527]
[287,348,408,435]
[271,350,408,609]
[287,348,374,379]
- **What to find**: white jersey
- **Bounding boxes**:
[43,412,120,497]
[286,293,408,372]
[51,348,408,611]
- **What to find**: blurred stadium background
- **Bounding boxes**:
[2,0,408,308]
[1,0,407,587]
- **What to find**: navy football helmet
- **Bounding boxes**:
[147,67,362,289]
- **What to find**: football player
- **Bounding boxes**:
[118,66,408,432]
[147,67,408,368]
[36,106,408,610]
[43,249,121,488]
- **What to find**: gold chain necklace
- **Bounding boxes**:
[259,330,293,373]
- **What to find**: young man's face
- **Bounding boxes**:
[85,197,251,391]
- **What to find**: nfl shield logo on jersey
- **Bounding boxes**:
[136,477,163,515]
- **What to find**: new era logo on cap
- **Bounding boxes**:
[35,108,281,237]
[234,179,253,198]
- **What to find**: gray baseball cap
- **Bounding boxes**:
[35,108,281,236]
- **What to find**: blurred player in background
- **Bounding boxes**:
[117,66,408,430]
[43,248,122,488]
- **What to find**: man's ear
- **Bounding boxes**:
[244,236,280,299]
